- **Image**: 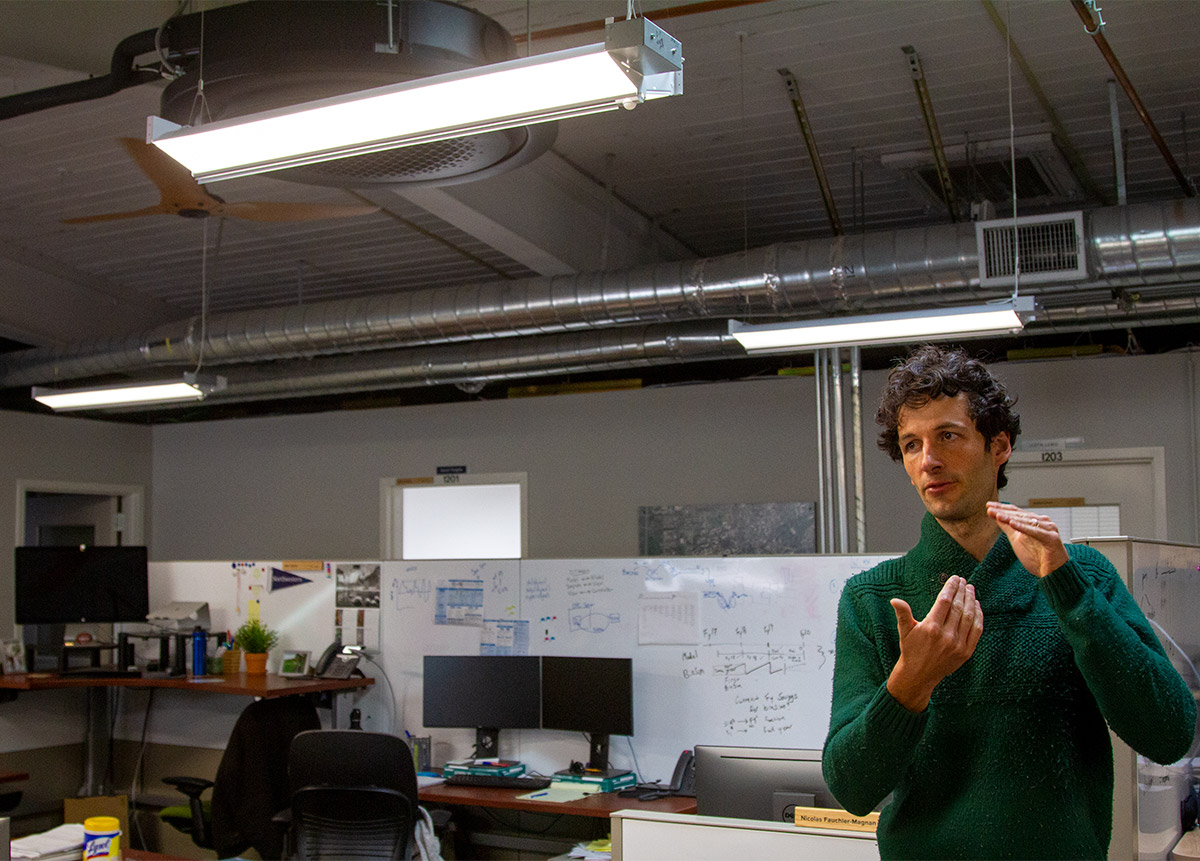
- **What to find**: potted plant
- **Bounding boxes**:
[233,619,279,675]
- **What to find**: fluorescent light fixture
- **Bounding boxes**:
[32,373,227,411]
[148,17,683,183]
[729,297,1037,353]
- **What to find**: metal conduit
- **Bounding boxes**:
[850,346,866,553]
[137,321,741,407]
[3,200,1200,390]
[832,348,849,552]
[814,351,829,552]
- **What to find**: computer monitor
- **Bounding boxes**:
[14,545,150,625]
[694,745,839,822]
[541,655,634,777]
[422,655,541,758]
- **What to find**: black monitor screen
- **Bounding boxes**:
[14,546,149,625]
[694,745,839,821]
[422,655,541,730]
[540,656,633,736]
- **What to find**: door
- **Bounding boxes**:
[1005,447,1165,540]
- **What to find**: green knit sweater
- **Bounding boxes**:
[822,514,1196,860]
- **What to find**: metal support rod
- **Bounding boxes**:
[903,45,959,221]
[850,345,866,552]
[779,69,844,235]
[831,348,849,552]
[1109,80,1127,205]
[1071,0,1195,197]
[814,351,829,553]
[979,0,1107,204]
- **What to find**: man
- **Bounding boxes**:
[822,345,1195,860]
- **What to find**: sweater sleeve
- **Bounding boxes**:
[822,582,928,816]
[1040,547,1197,765]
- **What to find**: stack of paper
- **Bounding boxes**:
[10,823,85,861]
[568,838,612,860]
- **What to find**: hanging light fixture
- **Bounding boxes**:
[147,18,683,184]
[32,373,227,411]
[728,297,1037,353]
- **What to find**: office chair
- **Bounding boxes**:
[161,695,321,857]
[282,729,418,861]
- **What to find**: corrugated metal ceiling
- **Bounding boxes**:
[0,0,1198,413]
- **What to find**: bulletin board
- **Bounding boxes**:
[377,555,892,783]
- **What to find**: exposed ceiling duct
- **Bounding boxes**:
[3,199,1199,408]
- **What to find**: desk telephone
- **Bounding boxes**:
[314,642,360,679]
[620,749,696,800]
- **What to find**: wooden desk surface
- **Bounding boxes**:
[419,783,697,819]
[0,672,371,697]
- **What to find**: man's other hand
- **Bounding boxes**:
[886,575,983,712]
[987,501,1070,579]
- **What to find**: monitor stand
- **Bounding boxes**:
[553,733,631,780]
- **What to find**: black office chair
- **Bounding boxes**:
[161,695,321,857]
[282,729,418,861]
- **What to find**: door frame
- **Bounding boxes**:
[1007,446,1166,540]
[15,479,146,547]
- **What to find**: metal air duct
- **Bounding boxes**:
[3,200,1200,397]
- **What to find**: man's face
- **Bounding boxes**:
[897,392,1011,525]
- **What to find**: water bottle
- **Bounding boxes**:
[191,627,207,676]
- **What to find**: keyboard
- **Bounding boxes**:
[443,773,552,790]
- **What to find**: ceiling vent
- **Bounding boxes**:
[157,0,554,188]
[880,133,1085,213]
[975,211,1087,286]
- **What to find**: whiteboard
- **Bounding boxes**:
[378,555,891,784]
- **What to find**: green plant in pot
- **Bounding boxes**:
[233,619,279,675]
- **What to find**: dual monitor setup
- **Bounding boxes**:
[423,654,632,777]
[423,655,838,822]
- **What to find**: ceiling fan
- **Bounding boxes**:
[62,138,380,223]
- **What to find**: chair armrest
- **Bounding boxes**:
[162,776,214,800]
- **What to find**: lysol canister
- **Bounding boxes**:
[82,815,121,860]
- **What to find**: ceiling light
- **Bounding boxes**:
[148,18,682,184]
[32,373,227,411]
[729,298,1037,353]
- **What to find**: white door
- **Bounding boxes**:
[1004,447,1166,540]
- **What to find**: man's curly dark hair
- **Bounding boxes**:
[876,345,1021,489]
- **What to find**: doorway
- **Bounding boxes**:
[15,480,145,668]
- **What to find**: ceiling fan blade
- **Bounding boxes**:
[62,204,177,224]
[117,137,221,206]
[216,201,380,222]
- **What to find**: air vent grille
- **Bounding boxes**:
[976,212,1087,286]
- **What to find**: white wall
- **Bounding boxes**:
[149,350,1200,560]
[0,410,152,637]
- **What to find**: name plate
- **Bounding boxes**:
[793,806,879,833]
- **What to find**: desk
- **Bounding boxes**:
[0,673,372,795]
[419,784,695,858]
[0,672,370,697]
[418,783,695,818]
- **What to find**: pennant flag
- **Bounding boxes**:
[271,567,312,591]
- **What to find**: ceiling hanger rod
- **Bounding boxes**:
[1070,0,1194,197]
